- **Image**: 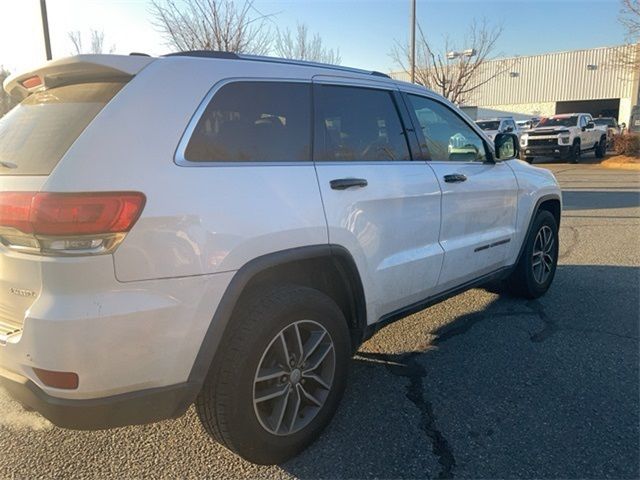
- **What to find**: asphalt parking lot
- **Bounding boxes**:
[1,158,638,479]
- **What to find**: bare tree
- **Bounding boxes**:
[150,0,273,55]
[68,29,115,54]
[391,20,511,105]
[275,23,341,64]
[613,0,640,69]
[621,0,640,38]
[0,66,18,118]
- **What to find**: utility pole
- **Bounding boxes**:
[40,0,52,60]
[410,0,416,83]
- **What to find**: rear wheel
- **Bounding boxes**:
[595,136,606,158]
[196,284,350,465]
[507,210,559,299]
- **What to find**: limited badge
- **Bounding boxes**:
[9,288,37,298]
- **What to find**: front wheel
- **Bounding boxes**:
[196,284,350,465]
[567,141,581,163]
[507,210,559,299]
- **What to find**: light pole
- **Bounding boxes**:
[410,0,416,83]
[40,0,52,61]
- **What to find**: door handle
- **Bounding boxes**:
[330,178,368,190]
[443,173,467,183]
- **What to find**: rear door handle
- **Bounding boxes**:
[330,178,368,190]
[443,173,467,183]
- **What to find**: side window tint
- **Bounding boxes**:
[184,82,311,162]
[407,94,487,162]
[314,85,410,161]
[579,116,587,128]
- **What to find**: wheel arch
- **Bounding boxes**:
[187,245,367,388]
[538,197,561,228]
[514,194,562,268]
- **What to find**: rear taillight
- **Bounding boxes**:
[21,75,43,90]
[0,192,145,256]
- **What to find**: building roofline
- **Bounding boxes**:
[485,43,638,64]
[389,43,639,77]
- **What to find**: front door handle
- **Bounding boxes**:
[330,178,368,190]
[443,173,467,183]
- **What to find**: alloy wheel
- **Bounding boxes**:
[253,320,335,436]
[532,225,555,284]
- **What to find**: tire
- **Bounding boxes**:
[568,141,580,164]
[507,210,559,299]
[196,284,351,465]
[595,137,606,158]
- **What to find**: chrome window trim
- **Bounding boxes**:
[174,77,312,167]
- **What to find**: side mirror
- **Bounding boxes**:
[621,122,627,129]
[586,121,595,129]
[494,133,518,161]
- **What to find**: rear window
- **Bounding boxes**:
[184,81,311,162]
[0,82,124,176]
[594,118,616,127]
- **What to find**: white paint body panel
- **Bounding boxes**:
[428,161,519,289]
[0,55,561,402]
[315,162,443,320]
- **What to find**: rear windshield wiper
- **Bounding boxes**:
[0,161,17,169]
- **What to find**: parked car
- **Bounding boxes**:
[629,105,640,134]
[593,117,621,148]
[519,113,608,163]
[516,118,539,131]
[0,53,561,465]
[476,117,519,141]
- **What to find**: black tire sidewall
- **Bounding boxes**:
[595,138,606,158]
[570,142,580,163]
[519,211,559,297]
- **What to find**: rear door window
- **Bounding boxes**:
[183,81,311,162]
[0,82,125,176]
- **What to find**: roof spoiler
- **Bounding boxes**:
[3,54,155,100]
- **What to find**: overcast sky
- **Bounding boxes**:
[0,0,627,74]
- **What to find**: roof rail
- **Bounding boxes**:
[164,51,239,60]
[162,50,391,79]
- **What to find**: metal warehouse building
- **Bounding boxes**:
[393,44,639,126]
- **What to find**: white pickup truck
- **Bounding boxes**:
[519,113,608,163]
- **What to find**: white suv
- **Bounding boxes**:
[0,53,561,464]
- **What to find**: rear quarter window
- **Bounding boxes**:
[183,81,311,163]
[0,82,125,176]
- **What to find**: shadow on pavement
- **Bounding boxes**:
[562,190,640,210]
[531,153,612,166]
[281,264,640,480]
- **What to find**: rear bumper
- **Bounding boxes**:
[522,145,570,157]
[0,366,199,430]
[0,251,235,430]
